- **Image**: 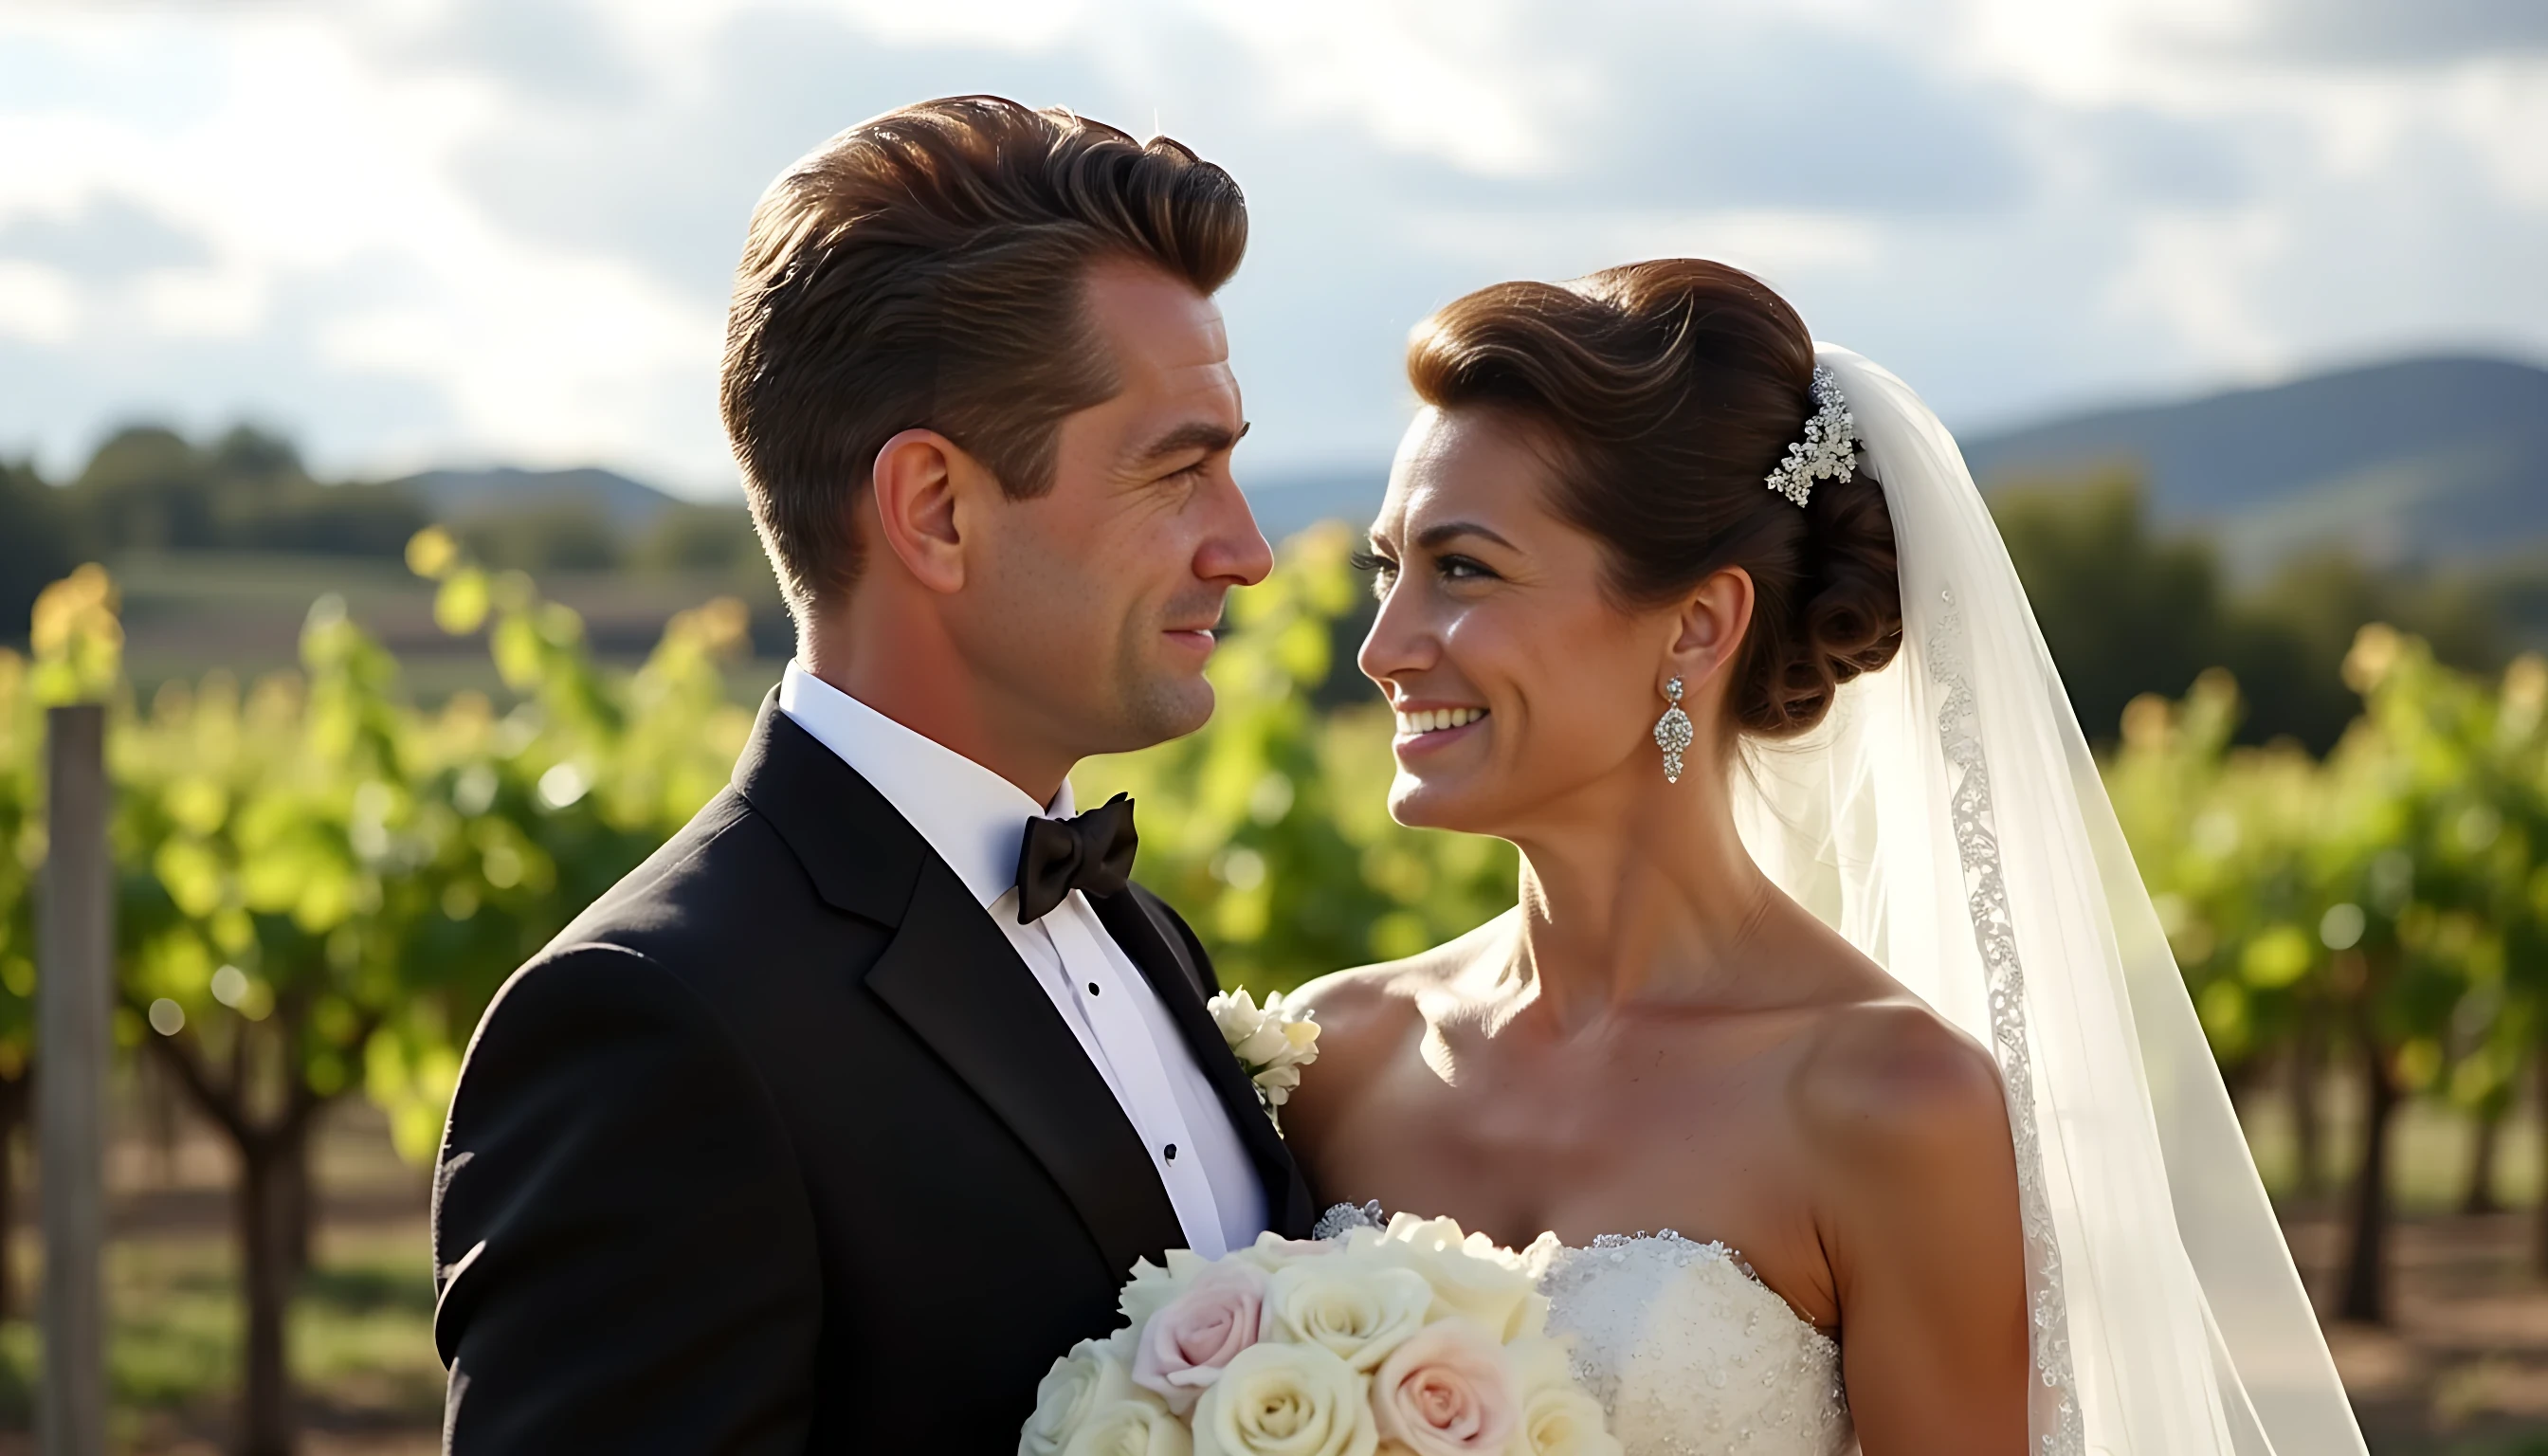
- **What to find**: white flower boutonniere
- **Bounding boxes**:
[1207,988,1320,1132]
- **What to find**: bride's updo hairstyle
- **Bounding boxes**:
[1405,260,1903,737]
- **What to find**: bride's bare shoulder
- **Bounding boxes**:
[1283,910,1518,1103]
[1787,994,2029,1419]
[1793,995,2015,1192]
[1292,909,1515,1028]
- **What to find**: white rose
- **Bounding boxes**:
[1233,1023,1295,1069]
[1500,1336,1571,1394]
[1191,1341,1376,1456]
[1350,1216,1548,1343]
[1210,989,1283,1060]
[1024,1338,1151,1456]
[1210,990,1320,1075]
[1502,1336,1621,1456]
[1256,996,1321,1072]
[1063,1399,1195,1456]
[1258,1259,1433,1372]
[1253,1063,1304,1105]
[1508,1386,1622,1456]
[1509,1231,1566,1284]
[1228,1229,1345,1275]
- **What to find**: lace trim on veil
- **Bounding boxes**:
[1929,589,2084,1456]
[1320,588,2090,1454]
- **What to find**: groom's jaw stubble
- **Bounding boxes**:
[1013,263,1264,758]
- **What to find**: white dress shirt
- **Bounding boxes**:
[778,662,1267,1258]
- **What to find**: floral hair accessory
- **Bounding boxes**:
[1763,365,1856,508]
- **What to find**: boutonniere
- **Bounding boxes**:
[1206,988,1320,1132]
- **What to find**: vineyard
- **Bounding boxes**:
[1,523,2544,1447]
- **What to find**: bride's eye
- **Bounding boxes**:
[1438,554,1495,582]
[1350,549,1397,599]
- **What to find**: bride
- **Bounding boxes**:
[1282,261,2366,1454]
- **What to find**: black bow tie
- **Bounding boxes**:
[1014,793,1138,924]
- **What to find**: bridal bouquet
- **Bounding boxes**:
[1021,1212,1623,1456]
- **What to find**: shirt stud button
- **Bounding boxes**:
[1087,982,1101,996]
[1164,1144,1177,1162]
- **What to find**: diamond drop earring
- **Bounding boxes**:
[1653,676,1693,784]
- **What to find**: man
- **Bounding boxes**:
[430,96,1313,1451]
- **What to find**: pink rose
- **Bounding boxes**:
[1132,1262,1267,1414]
[1369,1319,1518,1456]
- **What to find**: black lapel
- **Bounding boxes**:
[866,869,1186,1278]
[733,692,1185,1277]
[1089,889,1317,1240]
[728,692,918,927]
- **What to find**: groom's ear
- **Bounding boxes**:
[867,428,982,595]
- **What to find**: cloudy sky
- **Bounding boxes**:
[2,0,2543,499]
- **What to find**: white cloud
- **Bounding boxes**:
[1209,0,1576,178]
[0,0,2542,490]
[2441,63,2548,209]
[313,247,719,469]
[131,266,266,337]
[0,261,79,344]
[2102,206,2290,373]
[1401,208,1884,284]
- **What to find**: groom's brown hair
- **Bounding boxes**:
[720,95,1249,616]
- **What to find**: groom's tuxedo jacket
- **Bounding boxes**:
[431,695,1317,1452]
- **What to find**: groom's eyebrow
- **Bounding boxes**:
[1129,418,1249,467]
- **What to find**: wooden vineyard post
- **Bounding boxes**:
[40,704,108,1456]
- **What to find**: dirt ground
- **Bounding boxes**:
[4,1103,2548,1453]
[2298,1210,2548,1453]
[13,1214,2547,1455]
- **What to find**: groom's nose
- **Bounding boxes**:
[1193,469,1273,589]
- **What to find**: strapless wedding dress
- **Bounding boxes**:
[1542,1231,1852,1456]
[1317,1207,1853,1455]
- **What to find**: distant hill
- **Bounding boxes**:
[387,465,683,529]
[1960,355,2548,574]
[1245,464,1391,543]
[1235,356,2548,575]
[373,355,2548,574]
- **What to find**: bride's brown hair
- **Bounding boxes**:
[1406,260,1903,737]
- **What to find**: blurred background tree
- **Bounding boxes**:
[7,410,2548,1447]
[0,533,755,1455]
[0,459,77,647]
[0,644,39,1322]
[1994,472,2508,754]
[626,501,770,575]
[68,426,427,560]
[453,503,620,573]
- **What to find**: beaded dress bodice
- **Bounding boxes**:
[1541,1232,1852,1456]
[1314,1206,1852,1455]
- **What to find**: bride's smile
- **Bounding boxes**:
[1288,260,2032,1455]
[1358,405,1725,841]
[419,86,2364,1456]
[1387,702,1486,744]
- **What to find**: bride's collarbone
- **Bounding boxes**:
[1339,1105,1844,1332]
[1312,975,1897,1334]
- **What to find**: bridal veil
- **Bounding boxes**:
[1730,347,2367,1454]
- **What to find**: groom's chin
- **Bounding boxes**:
[1112,675,1216,749]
